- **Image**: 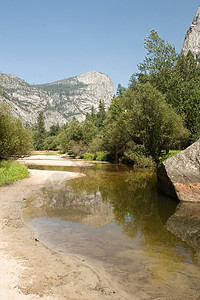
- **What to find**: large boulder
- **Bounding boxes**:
[157,139,200,202]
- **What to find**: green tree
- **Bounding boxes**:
[48,124,60,136]
[82,119,98,145]
[108,95,122,121]
[138,29,178,75]
[34,111,46,150]
[102,84,189,164]
[116,83,126,96]
[0,103,33,158]
[165,51,200,141]
[44,136,59,150]
[133,31,200,143]
[96,100,106,129]
[58,118,82,152]
[136,29,178,93]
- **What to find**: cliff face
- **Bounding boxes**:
[182,6,200,62]
[0,71,114,129]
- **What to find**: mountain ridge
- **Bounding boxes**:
[0,71,115,129]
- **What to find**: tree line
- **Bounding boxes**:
[1,30,200,165]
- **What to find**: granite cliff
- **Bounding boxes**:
[182,6,200,62]
[0,71,114,129]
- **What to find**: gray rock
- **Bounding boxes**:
[182,6,200,62]
[157,139,200,202]
[0,71,114,129]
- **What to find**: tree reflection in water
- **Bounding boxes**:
[24,163,200,296]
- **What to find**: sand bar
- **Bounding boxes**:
[0,157,132,300]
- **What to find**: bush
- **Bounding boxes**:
[79,153,96,160]
[78,151,114,162]
[95,151,110,161]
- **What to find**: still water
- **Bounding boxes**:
[23,163,200,299]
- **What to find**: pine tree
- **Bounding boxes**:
[96,100,106,129]
[34,111,46,150]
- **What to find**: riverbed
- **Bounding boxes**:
[1,154,200,299]
[22,156,200,299]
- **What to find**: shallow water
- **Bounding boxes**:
[23,163,200,299]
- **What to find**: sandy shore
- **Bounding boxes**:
[0,157,132,300]
[18,155,92,167]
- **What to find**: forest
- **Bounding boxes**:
[1,30,200,167]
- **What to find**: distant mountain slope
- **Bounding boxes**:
[0,71,114,129]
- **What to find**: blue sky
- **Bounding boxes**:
[0,0,199,91]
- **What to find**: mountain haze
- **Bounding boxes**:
[0,71,114,129]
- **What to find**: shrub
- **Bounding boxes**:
[80,153,96,160]
[95,151,110,161]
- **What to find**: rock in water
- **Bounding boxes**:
[157,139,200,202]
[182,6,200,62]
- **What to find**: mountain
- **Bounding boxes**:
[182,6,200,62]
[0,71,115,129]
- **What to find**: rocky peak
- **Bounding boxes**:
[0,71,114,129]
[182,6,200,62]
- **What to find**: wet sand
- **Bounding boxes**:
[0,157,132,300]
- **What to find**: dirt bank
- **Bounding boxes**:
[0,163,132,299]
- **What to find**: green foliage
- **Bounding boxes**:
[137,29,178,90]
[95,151,110,161]
[78,151,112,162]
[58,118,83,152]
[48,124,60,136]
[96,100,106,129]
[82,119,98,144]
[108,95,122,121]
[135,31,200,142]
[160,150,181,161]
[66,140,87,156]
[116,83,126,96]
[58,101,106,154]
[132,84,189,157]
[123,142,155,167]
[102,84,189,163]
[44,135,59,150]
[31,30,199,167]
[34,111,46,150]
[0,103,33,159]
[164,51,200,141]
[79,152,96,160]
[0,161,29,186]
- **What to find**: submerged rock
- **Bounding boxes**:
[157,139,200,202]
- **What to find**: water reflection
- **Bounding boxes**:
[167,202,200,264]
[23,164,200,299]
